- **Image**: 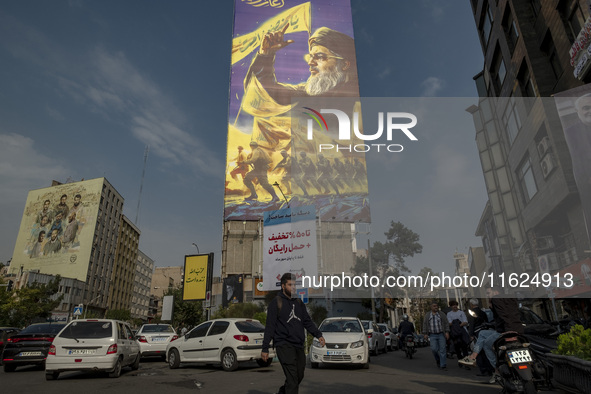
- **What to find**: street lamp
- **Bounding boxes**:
[192,243,200,254]
[83,295,102,319]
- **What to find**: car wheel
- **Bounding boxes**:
[256,358,272,368]
[168,349,180,369]
[3,364,16,372]
[108,358,122,378]
[45,371,59,380]
[221,349,239,372]
[311,362,319,369]
[371,343,378,356]
[131,353,140,371]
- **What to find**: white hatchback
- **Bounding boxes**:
[309,317,369,369]
[166,318,275,371]
[45,319,140,380]
[136,324,178,359]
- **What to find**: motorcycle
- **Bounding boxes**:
[494,331,550,394]
[403,334,416,359]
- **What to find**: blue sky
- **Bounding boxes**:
[0,1,486,276]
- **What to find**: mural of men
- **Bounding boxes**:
[62,212,79,247]
[54,194,69,219]
[30,231,46,258]
[230,146,249,181]
[31,214,50,244]
[272,150,293,194]
[49,212,64,237]
[43,229,62,255]
[316,153,340,195]
[69,194,83,219]
[299,152,321,193]
[242,141,280,203]
[245,25,359,104]
[37,199,54,224]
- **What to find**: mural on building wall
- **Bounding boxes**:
[10,178,103,281]
[224,0,370,222]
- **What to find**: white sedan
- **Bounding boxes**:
[166,318,275,371]
[309,317,369,369]
[136,324,178,359]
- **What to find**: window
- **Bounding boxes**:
[518,157,537,203]
[492,46,506,94]
[541,32,563,80]
[559,0,585,44]
[502,7,519,53]
[517,62,536,98]
[188,322,212,338]
[529,0,541,18]
[502,96,522,144]
[481,4,494,47]
[208,321,230,336]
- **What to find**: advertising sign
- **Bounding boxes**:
[222,274,244,307]
[262,205,317,291]
[182,253,213,301]
[9,178,103,281]
[224,0,369,222]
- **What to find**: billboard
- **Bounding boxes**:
[222,274,244,307]
[182,253,213,301]
[9,178,103,282]
[262,205,318,291]
[224,0,369,222]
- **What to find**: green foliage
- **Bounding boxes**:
[164,286,204,328]
[0,276,64,327]
[307,301,328,326]
[553,325,591,361]
[226,302,264,318]
[105,309,131,321]
[253,311,267,325]
[357,311,373,321]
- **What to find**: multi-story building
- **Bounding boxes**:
[150,266,184,317]
[108,215,140,312]
[7,177,152,319]
[131,250,154,322]
[467,0,591,315]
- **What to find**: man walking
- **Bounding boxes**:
[423,302,450,371]
[262,273,325,394]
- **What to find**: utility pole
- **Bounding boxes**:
[368,239,376,324]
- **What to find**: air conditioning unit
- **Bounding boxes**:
[537,236,555,250]
[537,136,550,157]
[541,153,556,178]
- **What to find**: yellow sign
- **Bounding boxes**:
[183,255,209,301]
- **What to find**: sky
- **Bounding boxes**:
[0,0,486,277]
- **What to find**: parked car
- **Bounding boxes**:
[166,318,275,372]
[45,319,140,380]
[377,323,397,351]
[2,323,66,372]
[0,327,20,362]
[310,317,369,369]
[136,323,178,359]
[360,320,387,356]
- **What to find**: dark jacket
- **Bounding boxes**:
[398,320,415,337]
[468,307,489,337]
[262,292,322,353]
[491,297,524,334]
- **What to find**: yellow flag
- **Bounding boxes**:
[242,75,295,117]
[231,2,311,65]
[252,116,292,151]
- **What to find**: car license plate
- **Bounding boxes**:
[407,342,414,347]
[18,351,42,357]
[255,339,261,344]
[152,337,167,342]
[508,349,532,364]
[68,349,96,355]
[327,350,347,356]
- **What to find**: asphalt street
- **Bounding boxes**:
[0,347,557,393]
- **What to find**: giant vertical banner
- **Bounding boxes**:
[225,0,370,222]
[263,205,318,291]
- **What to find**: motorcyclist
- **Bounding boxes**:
[398,314,415,349]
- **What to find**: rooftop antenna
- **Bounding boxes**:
[135,145,149,225]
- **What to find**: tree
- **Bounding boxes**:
[164,286,204,329]
[106,309,131,321]
[0,275,64,327]
[352,221,422,322]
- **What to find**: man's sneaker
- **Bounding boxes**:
[489,374,499,384]
[458,357,476,367]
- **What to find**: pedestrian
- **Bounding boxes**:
[446,300,471,365]
[261,273,325,394]
[423,301,450,371]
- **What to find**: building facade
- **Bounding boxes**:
[107,215,140,312]
[468,0,591,315]
[131,250,154,322]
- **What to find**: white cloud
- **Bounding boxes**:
[420,77,444,97]
[378,67,391,79]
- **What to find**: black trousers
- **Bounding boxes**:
[276,344,306,394]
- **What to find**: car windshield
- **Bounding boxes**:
[20,324,65,334]
[235,321,265,333]
[59,321,112,339]
[320,320,362,333]
[141,325,174,333]
[520,308,544,325]
[378,325,387,332]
